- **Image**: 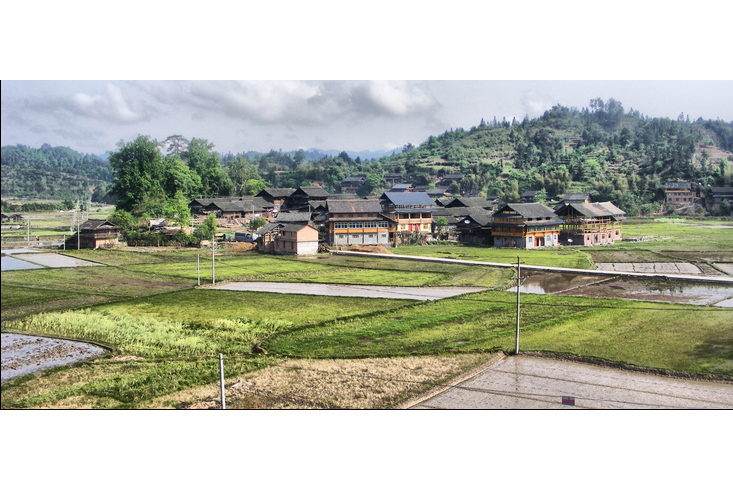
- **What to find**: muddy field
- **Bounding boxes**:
[411,355,733,409]
[556,278,733,306]
[1,333,108,382]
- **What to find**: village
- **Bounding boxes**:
[28,175,732,253]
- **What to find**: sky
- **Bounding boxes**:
[2,4,731,158]
[3,80,732,157]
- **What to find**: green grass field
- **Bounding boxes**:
[2,219,732,408]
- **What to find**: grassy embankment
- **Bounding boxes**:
[2,219,732,408]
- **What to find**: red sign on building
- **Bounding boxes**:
[562,396,575,406]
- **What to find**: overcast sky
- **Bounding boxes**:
[2,4,731,157]
[4,80,732,156]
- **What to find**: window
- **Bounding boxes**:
[365,222,377,228]
[379,222,388,227]
[334,223,348,229]
[349,222,363,228]
[352,235,360,238]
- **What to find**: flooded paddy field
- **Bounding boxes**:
[595,262,702,274]
[556,278,733,306]
[1,333,109,382]
[1,256,44,271]
[508,271,733,307]
[412,356,733,409]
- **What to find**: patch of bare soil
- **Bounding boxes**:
[228,242,257,252]
[339,245,394,255]
[150,354,487,409]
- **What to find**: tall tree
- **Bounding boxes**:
[109,135,165,213]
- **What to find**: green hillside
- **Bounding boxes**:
[382,100,733,213]
[1,144,112,200]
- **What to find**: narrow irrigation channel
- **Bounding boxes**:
[1,333,109,383]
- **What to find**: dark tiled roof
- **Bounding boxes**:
[561,193,590,202]
[493,203,559,219]
[327,199,383,214]
[80,219,118,231]
[555,202,626,219]
[293,186,330,198]
[281,223,317,233]
[381,192,436,207]
[276,212,312,222]
[446,197,493,209]
[258,188,295,199]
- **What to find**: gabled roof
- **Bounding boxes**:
[342,176,366,183]
[446,197,493,209]
[710,186,733,195]
[561,193,591,202]
[81,219,118,231]
[257,188,295,199]
[380,192,436,207]
[257,222,283,234]
[281,223,317,233]
[523,190,538,198]
[390,183,413,190]
[327,193,359,200]
[327,199,383,214]
[493,203,559,219]
[291,186,330,198]
[555,202,627,219]
[277,211,312,223]
[443,173,465,180]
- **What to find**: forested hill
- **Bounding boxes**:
[380,100,733,214]
[1,144,112,200]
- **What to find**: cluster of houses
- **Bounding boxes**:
[185,186,629,255]
[663,182,733,213]
[63,179,731,251]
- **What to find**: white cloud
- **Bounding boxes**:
[520,90,559,117]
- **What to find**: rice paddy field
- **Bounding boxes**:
[1,218,732,408]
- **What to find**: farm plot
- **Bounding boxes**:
[411,356,733,409]
[15,253,104,268]
[595,263,703,274]
[211,282,485,300]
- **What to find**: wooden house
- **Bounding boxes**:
[285,186,331,211]
[707,186,733,213]
[256,188,295,214]
[327,199,393,247]
[340,176,367,193]
[390,183,414,193]
[380,192,435,237]
[664,182,695,208]
[555,202,626,246]
[74,219,120,249]
[491,203,562,249]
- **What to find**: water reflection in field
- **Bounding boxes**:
[507,271,733,307]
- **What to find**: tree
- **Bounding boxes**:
[162,191,192,228]
[184,138,233,197]
[251,217,267,230]
[107,209,139,233]
[532,188,548,203]
[162,135,189,156]
[194,213,218,239]
[720,199,731,217]
[109,135,165,213]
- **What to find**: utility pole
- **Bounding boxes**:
[515,254,521,354]
[26,220,30,244]
[197,254,200,286]
[211,233,216,285]
[77,218,80,250]
[219,353,226,409]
